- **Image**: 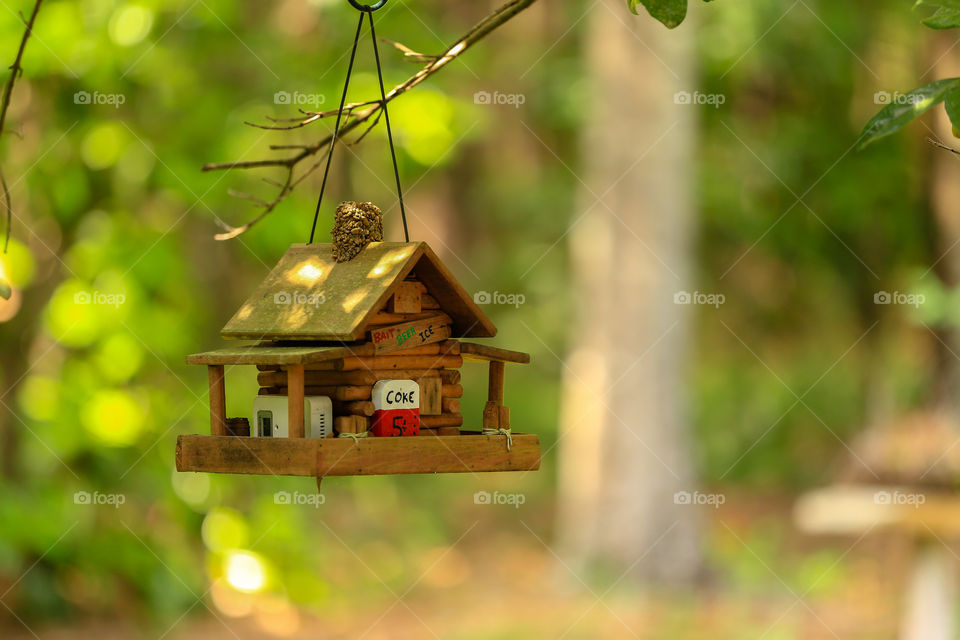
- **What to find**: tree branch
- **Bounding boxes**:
[928,137,960,156]
[204,0,539,240]
[0,0,43,255]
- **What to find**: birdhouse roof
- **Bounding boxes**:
[221,242,496,342]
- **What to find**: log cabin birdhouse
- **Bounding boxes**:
[176,241,540,485]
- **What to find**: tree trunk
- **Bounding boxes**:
[929,36,960,415]
[556,0,701,584]
[901,543,957,640]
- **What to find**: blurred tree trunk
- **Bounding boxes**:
[555,0,701,583]
[901,544,956,640]
[929,38,960,415]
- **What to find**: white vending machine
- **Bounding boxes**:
[252,396,332,439]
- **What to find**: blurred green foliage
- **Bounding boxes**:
[694,0,942,486]
[0,0,949,631]
[0,0,566,627]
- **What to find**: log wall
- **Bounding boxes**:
[258,338,463,436]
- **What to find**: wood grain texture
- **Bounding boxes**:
[438,369,461,385]
[259,385,372,401]
[219,242,495,341]
[405,280,428,293]
[460,342,530,364]
[188,343,374,366]
[412,243,496,338]
[332,400,375,417]
[421,413,463,427]
[177,435,319,476]
[388,281,422,314]
[334,415,368,434]
[441,384,463,398]
[288,364,305,438]
[419,426,462,436]
[176,433,541,476]
[367,310,436,325]
[499,405,511,430]
[483,401,499,430]
[488,361,505,404]
[371,315,452,354]
[208,365,227,436]
[420,377,442,415]
[258,369,444,387]
[305,354,463,372]
[252,342,457,370]
[221,243,420,341]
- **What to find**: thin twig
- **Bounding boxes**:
[380,37,440,63]
[347,107,383,146]
[245,113,325,131]
[204,0,539,240]
[928,137,960,156]
[0,168,10,254]
[0,0,43,253]
[227,189,270,207]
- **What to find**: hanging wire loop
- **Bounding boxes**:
[308,12,365,244]
[348,0,387,11]
[367,10,409,242]
[308,0,408,243]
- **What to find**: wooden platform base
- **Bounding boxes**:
[176,432,540,478]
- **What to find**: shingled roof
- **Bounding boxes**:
[221,242,496,342]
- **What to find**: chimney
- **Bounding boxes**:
[331,201,383,262]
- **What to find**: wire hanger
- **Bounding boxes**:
[309,0,409,244]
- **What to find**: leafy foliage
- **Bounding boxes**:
[919,0,960,29]
[0,0,564,625]
[859,1,960,146]
[628,0,715,29]
[858,78,960,149]
[694,0,933,485]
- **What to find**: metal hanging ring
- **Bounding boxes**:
[348,0,387,12]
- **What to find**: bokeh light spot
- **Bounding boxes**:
[224,551,266,593]
[80,389,146,446]
[109,5,154,46]
[81,122,129,170]
[202,507,249,552]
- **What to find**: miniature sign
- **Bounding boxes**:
[371,380,420,437]
[371,314,452,354]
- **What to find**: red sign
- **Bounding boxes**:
[371,408,420,437]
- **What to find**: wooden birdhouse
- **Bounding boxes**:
[176,242,540,485]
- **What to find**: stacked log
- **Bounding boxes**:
[258,339,464,436]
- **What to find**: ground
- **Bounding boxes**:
[1,493,918,640]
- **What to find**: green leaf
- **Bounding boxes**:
[858,78,960,149]
[917,0,960,9]
[629,0,687,28]
[922,6,960,27]
[0,277,10,301]
[946,89,960,135]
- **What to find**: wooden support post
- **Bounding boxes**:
[485,361,510,433]
[498,406,510,430]
[288,364,305,438]
[208,365,227,436]
[487,361,505,405]
[483,401,500,430]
